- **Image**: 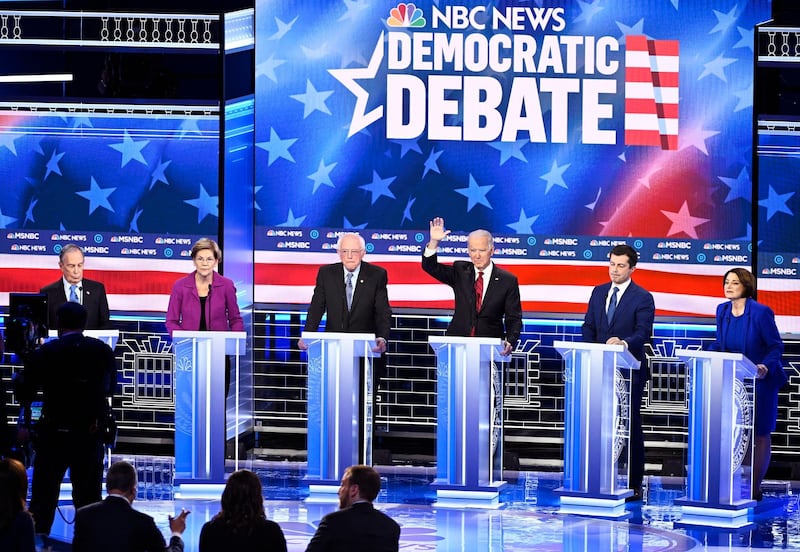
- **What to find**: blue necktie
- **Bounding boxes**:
[69,284,79,303]
[607,286,619,323]
[345,272,354,310]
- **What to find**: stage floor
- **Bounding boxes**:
[40,456,800,551]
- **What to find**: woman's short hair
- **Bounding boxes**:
[191,238,222,261]
[724,267,755,298]
[0,458,29,530]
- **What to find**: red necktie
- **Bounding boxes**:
[475,271,484,312]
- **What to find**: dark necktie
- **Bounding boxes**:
[475,271,484,312]
[69,284,79,303]
[607,286,619,323]
[345,272,354,310]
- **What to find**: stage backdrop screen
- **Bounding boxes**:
[254,0,779,323]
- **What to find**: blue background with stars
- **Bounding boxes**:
[254,0,775,244]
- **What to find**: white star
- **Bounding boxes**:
[329,32,385,137]
[109,130,149,167]
[268,16,297,40]
[290,80,334,119]
[698,54,736,82]
[709,6,738,34]
[540,160,571,194]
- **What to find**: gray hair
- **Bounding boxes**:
[59,243,85,262]
[336,232,365,251]
[468,229,494,248]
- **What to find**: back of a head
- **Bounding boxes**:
[106,461,137,494]
[347,465,382,502]
[220,470,265,531]
[0,458,28,530]
[56,301,88,331]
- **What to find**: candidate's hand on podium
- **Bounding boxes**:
[756,363,768,379]
[372,337,387,354]
[297,338,308,351]
[500,340,513,356]
[606,337,627,349]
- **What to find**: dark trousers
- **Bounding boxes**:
[628,373,647,489]
[30,427,105,535]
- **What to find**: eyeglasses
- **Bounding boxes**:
[339,249,364,255]
[195,257,216,263]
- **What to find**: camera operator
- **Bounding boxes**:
[14,302,116,536]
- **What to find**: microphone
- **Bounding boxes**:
[207,283,212,330]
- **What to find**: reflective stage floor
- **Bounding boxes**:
[41,457,800,551]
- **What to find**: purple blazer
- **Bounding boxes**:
[165,271,243,336]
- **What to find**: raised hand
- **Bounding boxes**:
[428,217,450,246]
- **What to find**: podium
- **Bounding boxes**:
[302,331,377,493]
[674,349,757,526]
[553,341,640,513]
[48,329,119,349]
[429,336,509,505]
[172,330,246,487]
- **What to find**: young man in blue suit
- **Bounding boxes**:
[582,244,655,501]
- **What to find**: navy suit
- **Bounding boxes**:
[41,278,111,330]
[582,279,655,489]
[304,261,391,340]
[305,502,400,552]
[422,255,522,345]
[709,298,786,435]
[73,496,183,552]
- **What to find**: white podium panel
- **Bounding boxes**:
[173,330,246,485]
[302,331,377,488]
[675,349,757,526]
[429,336,508,505]
[554,341,639,514]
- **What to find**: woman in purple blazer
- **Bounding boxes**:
[708,267,786,501]
[165,238,244,336]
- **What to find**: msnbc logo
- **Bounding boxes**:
[387,3,425,27]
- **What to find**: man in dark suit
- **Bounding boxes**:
[40,243,112,330]
[422,217,522,355]
[298,232,391,353]
[72,460,189,552]
[15,302,117,535]
[305,464,400,552]
[581,244,655,501]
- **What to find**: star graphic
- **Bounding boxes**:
[290,79,334,118]
[0,207,17,229]
[391,139,422,158]
[329,32,385,137]
[254,185,262,211]
[0,133,20,155]
[184,183,219,223]
[343,217,368,229]
[339,0,370,22]
[178,119,201,138]
[698,54,736,82]
[585,188,602,211]
[540,160,571,194]
[360,170,396,204]
[616,18,646,44]
[736,223,752,242]
[574,0,604,25]
[44,149,65,180]
[71,116,94,129]
[109,130,149,168]
[718,167,751,203]
[278,208,306,227]
[301,43,330,60]
[150,159,172,190]
[758,186,795,220]
[256,128,297,166]
[661,201,709,238]
[24,198,37,225]
[709,6,738,34]
[401,196,416,225]
[455,174,494,212]
[488,139,528,165]
[507,209,539,234]
[268,16,297,40]
[256,54,287,83]
[734,26,754,51]
[77,177,116,215]
[679,127,719,156]
[423,148,444,178]
[338,42,368,68]
[129,208,143,233]
[308,159,337,194]
[732,83,753,112]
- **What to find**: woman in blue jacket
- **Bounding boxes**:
[708,268,787,500]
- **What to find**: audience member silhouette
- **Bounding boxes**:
[0,458,35,552]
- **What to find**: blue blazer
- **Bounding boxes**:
[582,280,655,364]
[708,298,786,388]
